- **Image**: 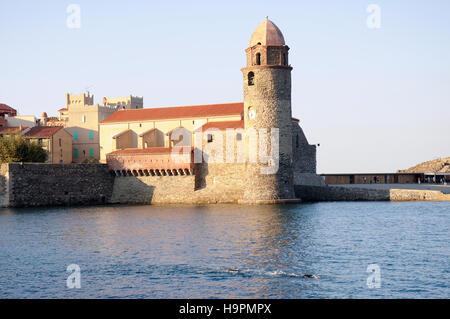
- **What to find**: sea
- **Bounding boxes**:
[0,202,448,298]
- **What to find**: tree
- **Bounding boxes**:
[0,133,48,163]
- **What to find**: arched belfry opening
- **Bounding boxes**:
[256,53,261,65]
[248,72,254,86]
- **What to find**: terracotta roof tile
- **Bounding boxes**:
[196,120,244,132]
[0,103,17,115]
[107,147,193,156]
[24,126,63,138]
[0,126,28,134]
[101,102,244,124]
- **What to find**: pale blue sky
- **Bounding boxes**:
[1,0,449,173]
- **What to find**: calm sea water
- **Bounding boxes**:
[0,202,448,298]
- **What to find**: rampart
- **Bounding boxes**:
[0,163,114,207]
[2,164,446,208]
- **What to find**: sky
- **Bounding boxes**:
[1,0,449,173]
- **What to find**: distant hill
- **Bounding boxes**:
[398,157,450,173]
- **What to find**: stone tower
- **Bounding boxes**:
[241,17,295,202]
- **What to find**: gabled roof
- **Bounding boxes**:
[112,129,131,139]
[196,120,244,132]
[0,126,28,134]
[101,102,244,124]
[0,103,17,116]
[23,126,63,138]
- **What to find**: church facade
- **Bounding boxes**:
[101,18,321,204]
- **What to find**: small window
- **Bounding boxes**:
[296,134,299,148]
[236,133,242,141]
[59,138,62,147]
[256,53,261,65]
[83,150,86,157]
[207,134,213,143]
[74,148,79,158]
[282,53,287,66]
[89,148,94,157]
[248,72,254,86]
[82,115,86,123]
[89,130,94,139]
[73,130,78,140]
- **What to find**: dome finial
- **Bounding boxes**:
[249,18,285,47]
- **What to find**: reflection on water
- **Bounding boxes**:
[0,202,448,298]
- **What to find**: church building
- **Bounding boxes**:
[100,18,321,203]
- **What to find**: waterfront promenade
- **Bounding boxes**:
[334,184,450,194]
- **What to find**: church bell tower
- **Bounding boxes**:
[241,17,295,202]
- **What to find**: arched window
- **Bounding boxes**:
[256,53,261,65]
[282,53,287,66]
[248,72,254,86]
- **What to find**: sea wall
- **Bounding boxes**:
[110,163,248,204]
[2,163,448,208]
[295,185,450,202]
[0,163,114,207]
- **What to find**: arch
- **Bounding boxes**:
[248,72,254,86]
[256,53,261,65]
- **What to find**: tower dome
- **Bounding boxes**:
[249,17,285,47]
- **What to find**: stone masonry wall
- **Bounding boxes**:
[242,66,295,201]
[111,162,248,204]
[295,185,450,202]
[0,164,9,207]
[292,122,316,174]
[1,163,114,207]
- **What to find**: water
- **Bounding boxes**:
[0,202,448,298]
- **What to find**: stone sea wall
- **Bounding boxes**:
[295,185,450,202]
[110,162,248,204]
[0,163,114,207]
[1,163,448,208]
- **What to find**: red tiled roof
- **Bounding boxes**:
[196,120,244,132]
[107,147,193,156]
[58,107,68,112]
[0,126,28,134]
[101,102,244,124]
[0,103,17,115]
[24,126,63,138]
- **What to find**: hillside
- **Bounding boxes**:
[398,157,450,173]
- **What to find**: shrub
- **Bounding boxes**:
[0,133,48,163]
